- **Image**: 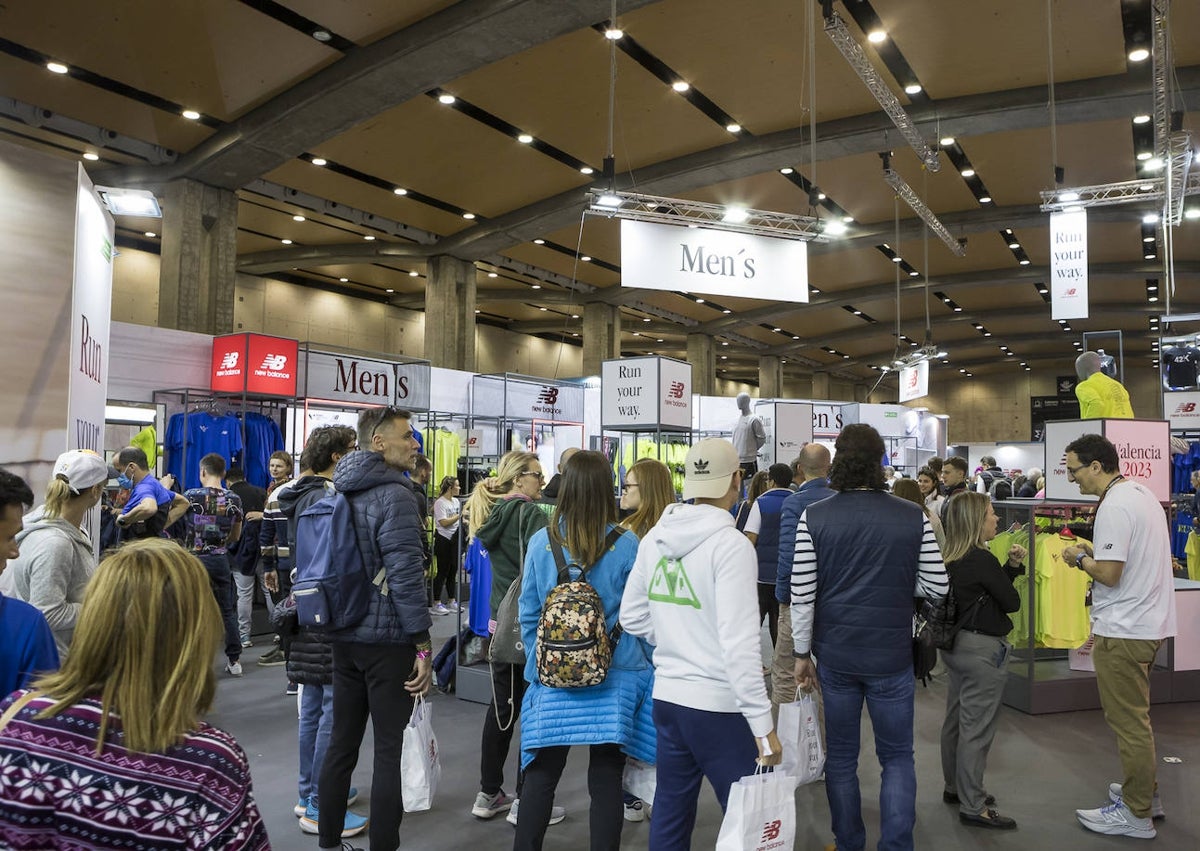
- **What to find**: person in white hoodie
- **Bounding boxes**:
[621,437,782,851]
[0,450,105,657]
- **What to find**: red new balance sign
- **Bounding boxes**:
[211,333,299,396]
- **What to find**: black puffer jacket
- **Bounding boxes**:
[329,451,432,646]
[278,475,337,685]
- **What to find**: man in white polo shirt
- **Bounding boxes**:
[1061,433,1176,840]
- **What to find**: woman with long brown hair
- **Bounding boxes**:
[514,450,654,850]
[0,539,269,849]
[619,457,675,540]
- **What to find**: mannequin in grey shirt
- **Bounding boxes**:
[731,393,766,475]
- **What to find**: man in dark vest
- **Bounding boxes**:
[789,425,949,851]
[742,462,793,649]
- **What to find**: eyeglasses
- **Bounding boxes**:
[519,471,545,481]
[621,483,639,492]
[1065,463,1089,477]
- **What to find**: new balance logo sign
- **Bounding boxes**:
[538,387,559,405]
[692,459,710,474]
[220,351,239,369]
[260,353,289,370]
[1175,402,1196,414]
[1065,288,1077,296]
[761,820,783,842]
[668,381,685,399]
[531,385,564,415]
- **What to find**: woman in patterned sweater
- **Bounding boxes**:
[0,539,269,850]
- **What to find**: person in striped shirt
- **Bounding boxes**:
[789,424,948,851]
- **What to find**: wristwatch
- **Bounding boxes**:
[793,651,812,660]
[1074,551,1088,569]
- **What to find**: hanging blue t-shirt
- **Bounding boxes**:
[463,537,493,638]
[1173,511,1194,560]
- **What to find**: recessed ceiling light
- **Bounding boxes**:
[604,27,623,40]
[181,109,201,120]
[1136,151,1153,161]
[571,314,579,318]
[386,288,394,293]
[904,83,922,95]
[672,81,690,92]
[793,336,800,340]
[657,338,664,343]
[311,157,327,166]
[910,270,920,277]
[438,94,456,105]
[580,166,594,175]
[487,272,498,278]
[695,297,706,304]
[1145,253,1156,259]
[409,270,419,277]
[281,238,292,245]
[539,306,548,311]
[726,123,742,133]
[393,187,408,195]
[891,256,903,263]
[339,277,349,282]
[82,152,99,161]
[979,196,992,204]
[1144,157,1164,171]
[144,231,156,238]
[720,355,728,360]
[462,213,475,220]
[779,167,794,175]
[868,29,887,43]
[533,238,545,244]
[363,235,375,241]
[642,317,651,322]
[293,214,305,222]
[1143,235,1156,242]
[581,255,591,262]
[773,327,782,332]
[1008,241,1020,249]
[1133,114,1151,124]
[1142,213,1159,224]
[1128,47,1150,62]
[475,309,480,314]
[817,192,827,200]
[312,29,332,42]
[940,136,955,147]
[517,133,534,144]
[1185,208,1200,219]
[722,309,731,314]
[1149,295,1158,302]
[960,168,976,178]
[46,61,69,74]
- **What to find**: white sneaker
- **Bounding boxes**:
[1076,801,1156,839]
[446,600,461,613]
[224,661,243,677]
[241,638,253,648]
[431,603,450,616]
[505,798,566,826]
[624,800,646,822]
[1108,783,1166,820]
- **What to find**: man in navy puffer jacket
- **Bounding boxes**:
[317,406,433,851]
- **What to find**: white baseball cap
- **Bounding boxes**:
[52,449,115,494]
[682,438,741,501]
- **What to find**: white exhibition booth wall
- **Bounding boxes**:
[956,442,1047,479]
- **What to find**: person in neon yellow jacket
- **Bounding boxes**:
[1074,351,1133,419]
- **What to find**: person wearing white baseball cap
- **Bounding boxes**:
[620,437,782,849]
[0,450,107,657]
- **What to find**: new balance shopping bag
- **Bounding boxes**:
[715,767,798,851]
[778,691,825,785]
[623,757,657,805]
[401,696,441,812]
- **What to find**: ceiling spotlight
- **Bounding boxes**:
[696,297,706,304]
[961,168,976,178]
[1144,157,1164,171]
[293,214,305,222]
[1145,253,1156,259]
[46,61,69,74]
[823,220,848,236]
[867,29,887,43]
[904,83,922,95]
[462,212,476,220]
[723,207,749,224]
[82,152,99,161]
[363,234,375,241]
[533,238,546,244]
[842,215,854,223]
[580,166,594,175]
[581,255,592,262]
[773,327,782,332]
[604,27,623,39]
[1128,47,1150,62]
[978,195,992,204]
[517,133,534,144]
[940,136,955,147]
[793,336,800,340]
[539,306,548,312]
[386,288,394,293]
[891,256,903,263]
[532,285,542,290]
[726,123,742,133]
[1185,208,1200,220]
[144,231,156,238]
[1136,151,1153,161]
[409,271,419,277]
[281,238,292,245]
[1149,295,1158,302]
[1058,191,1080,202]
[339,277,349,282]
[311,157,327,166]
[487,272,498,278]
[393,187,408,195]
[909,270,920,277]
[596,193,622,208]
[1008,241,1020,249]
[642,317,651,322]
[571,314,579,319]
[312,29,332,42]
[672,81,690,92]
[1142,213,1159,224]
[779,167,794,175]
[722,308,731,314]
[1133,114,1151,124]
[1143,235,1156,242]
[181,109,201,120]
[438,93,456,104]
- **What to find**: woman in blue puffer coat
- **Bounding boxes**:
[514,450,655,851]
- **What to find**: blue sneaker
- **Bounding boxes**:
[293,797,308,818]
[347,786,359,806]
[299,802,368,837]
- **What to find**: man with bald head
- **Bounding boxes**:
[771,443,836,708]
[1075,351,1134,419]
[540,446,579,502]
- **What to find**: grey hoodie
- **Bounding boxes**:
[0,507,95,657]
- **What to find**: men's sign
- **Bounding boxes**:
[620,219,808,303]
[601,356,693,431]
[211,333,299,396]
[1050,209,1088,320]
[302,351,432,410]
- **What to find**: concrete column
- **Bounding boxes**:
[811,370,831,400]
[582,302,620,376]
[425,254,477,370]
[687,333,716,396]
[158,179,237,334]
[759,356,783,399]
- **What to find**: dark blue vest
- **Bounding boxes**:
[754,489,790,584]
[804,491,924,676]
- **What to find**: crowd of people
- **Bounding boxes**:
[0,409,1179,850]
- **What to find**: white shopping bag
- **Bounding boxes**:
[715,767,798,851]
[778,691,825,785]
[401,696,441,812]
[623,757,657,804]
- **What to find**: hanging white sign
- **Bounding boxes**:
[620,219,808,302]
[601,356,692,431]
[898,360,929,403]
[1050,209,1088,320]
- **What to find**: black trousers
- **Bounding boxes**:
[432,533,458,601]
[318,642,416,851]
[481,660,527,795]
[757,582,779,645]
[197,553,241,662]
[513,743,625,851]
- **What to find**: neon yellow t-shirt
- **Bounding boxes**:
[1075,372,1134,419]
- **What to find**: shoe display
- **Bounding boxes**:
[959,808,1017,830]
[294,797,307,817]
[224,661,243,677]
[298,802,368,838]
[471,789,514,819]
[623,800,645,822]
[258,648,286,666]
[944,790,996,807]
[1108,782,1166,820]
[285,682,299,696]
[1076,801,1156,839]
[505,799,566,826]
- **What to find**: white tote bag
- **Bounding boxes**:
[777,691,825,785]
[715,767,798,851]
[623,757,657,804]
[401,696,441,812]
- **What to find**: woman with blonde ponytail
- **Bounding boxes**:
[1,450,107,658]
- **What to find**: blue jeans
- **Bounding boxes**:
[649,700,757,851]
[299,683,334,806]
[818,665,916,851]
